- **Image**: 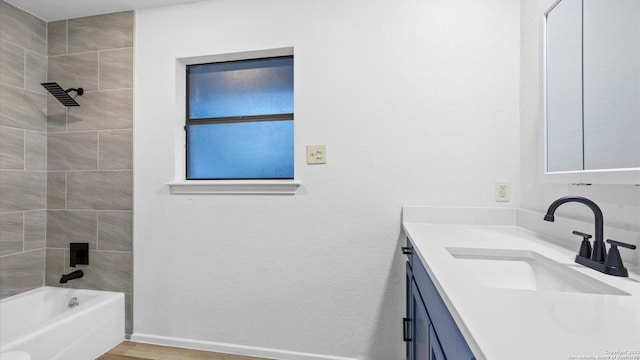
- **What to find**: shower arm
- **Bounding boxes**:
[65,88,84,96]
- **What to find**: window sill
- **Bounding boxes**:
[168,180,300,195]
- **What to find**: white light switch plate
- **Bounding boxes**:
[306,145,326,164]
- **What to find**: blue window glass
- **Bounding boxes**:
[186,56,293,179]
[187,121,294,179]
[189,57,294,119]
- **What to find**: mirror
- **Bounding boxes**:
[544,0,640,183]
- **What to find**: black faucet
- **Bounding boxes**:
[544,195,606,262]
[544,195,636,277]
[60,270,84,284]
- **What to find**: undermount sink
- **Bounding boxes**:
[446,247,629,295]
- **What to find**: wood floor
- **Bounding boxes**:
[98,341,273,360]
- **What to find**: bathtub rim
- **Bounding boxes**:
[0,286,125,352]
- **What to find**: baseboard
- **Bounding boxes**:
[130,333,358,360]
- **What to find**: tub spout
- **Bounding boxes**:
[60,270,84,284]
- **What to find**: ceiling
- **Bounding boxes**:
[5,0,205,21]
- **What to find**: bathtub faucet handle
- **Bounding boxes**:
[70,243,89,267]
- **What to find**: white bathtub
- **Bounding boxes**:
[0,287,124,360]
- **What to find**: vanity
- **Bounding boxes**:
[401,0,640,356]
[402,206,640,360]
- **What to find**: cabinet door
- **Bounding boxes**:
[406,262,413,360]
[411,280,430,360]
[429,325,446,360]
[412,256,476,359]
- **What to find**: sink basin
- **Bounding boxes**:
[446,247,629,295]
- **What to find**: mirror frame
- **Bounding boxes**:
[541,0,640,185]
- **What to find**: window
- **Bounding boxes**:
[186,56,294,180]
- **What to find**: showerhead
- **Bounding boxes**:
[41,82,84,107]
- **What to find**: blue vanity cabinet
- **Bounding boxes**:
[404,238,476,360]
[409,278,431,359]
[429,325,446,360]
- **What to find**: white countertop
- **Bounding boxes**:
[403,207,640,360]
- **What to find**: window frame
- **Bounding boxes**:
[168,48,300,195]
[185,55,294,181]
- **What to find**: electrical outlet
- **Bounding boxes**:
[495,182,510,202]
[306,145,326,164]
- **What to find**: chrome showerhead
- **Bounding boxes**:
[41,82,84,107]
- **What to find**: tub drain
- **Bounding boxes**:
[68,297,79,309]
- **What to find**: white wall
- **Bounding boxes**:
[519,0,640,233]
[133,0,520,359]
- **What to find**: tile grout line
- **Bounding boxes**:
[22,212,26,252]
[98,49,101,91]
[22,129,26,171]
[22,47,27,90]
[47,46,133,59]
[65,19,68,56]
[96,210,100,250]
[97,130,101,170]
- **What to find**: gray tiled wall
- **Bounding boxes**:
[0,2,134,335]
[45,11,134,334]
[0,1,48,298]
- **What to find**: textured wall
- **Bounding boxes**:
[134,0,520,359]
[43,11,134,334]
[0,0,47,298]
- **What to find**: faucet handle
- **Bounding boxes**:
[606,239,637,250]
[603,239,636,277]
[572,230,592,239]
[572,231,593,259]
